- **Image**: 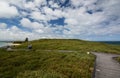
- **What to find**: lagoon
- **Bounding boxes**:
[99,41,120,45]
[0,42,12,47]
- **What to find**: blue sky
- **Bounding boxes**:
[0,0,120,41]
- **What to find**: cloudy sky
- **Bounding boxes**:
[0,0,120,41]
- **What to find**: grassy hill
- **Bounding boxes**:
[0,39,120,78]
[16,39,120,54]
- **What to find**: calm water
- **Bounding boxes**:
[98,41,120,45]
[0,42,12,47]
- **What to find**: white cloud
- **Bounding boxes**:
[20,18,51,35]
[65,18,78,25]
[0,25,44,41]
[10,26,21,32]
[24,1,36,10]
[93,25,120,35]
[34,0,46,6]
[0,1,19,18]
[30,11,46,21]
[71,0,97,7]
[20,18,31,28]
[20,18,44,30]
[43,7,64,20]
[0,0,120,41]
[44,7,54,15]
[30,7,64,21]
[49,1,60,8]
[53,9,64,18]
[0,0,23,6]
[0,23,7,29]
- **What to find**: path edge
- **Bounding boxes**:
[91,53,97,78]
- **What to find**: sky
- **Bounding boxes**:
[0,0,120,41]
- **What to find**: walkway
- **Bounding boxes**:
[92,52,120,78]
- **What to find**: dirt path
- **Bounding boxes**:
[92,52,120,78]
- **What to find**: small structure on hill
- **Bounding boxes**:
[25,37,29,42]
[28,44,32,50]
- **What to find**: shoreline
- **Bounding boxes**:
[0,43,21,49]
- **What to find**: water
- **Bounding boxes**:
[0,42,12,47]
[98,41,120,45]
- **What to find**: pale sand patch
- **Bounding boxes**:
[9,43,21,46]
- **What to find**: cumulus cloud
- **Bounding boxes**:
[20,18,44,30]
[0,0,120,41]
[0,25,24,40]
[30,11,46,21]
[0,25,44,41]
[0,1,19,18]
[0,23,7,29]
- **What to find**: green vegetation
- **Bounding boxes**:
[16,39,120,54]
[0,50,94,78]
[0,39,120,78]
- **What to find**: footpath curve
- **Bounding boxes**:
[92,52,120,78]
